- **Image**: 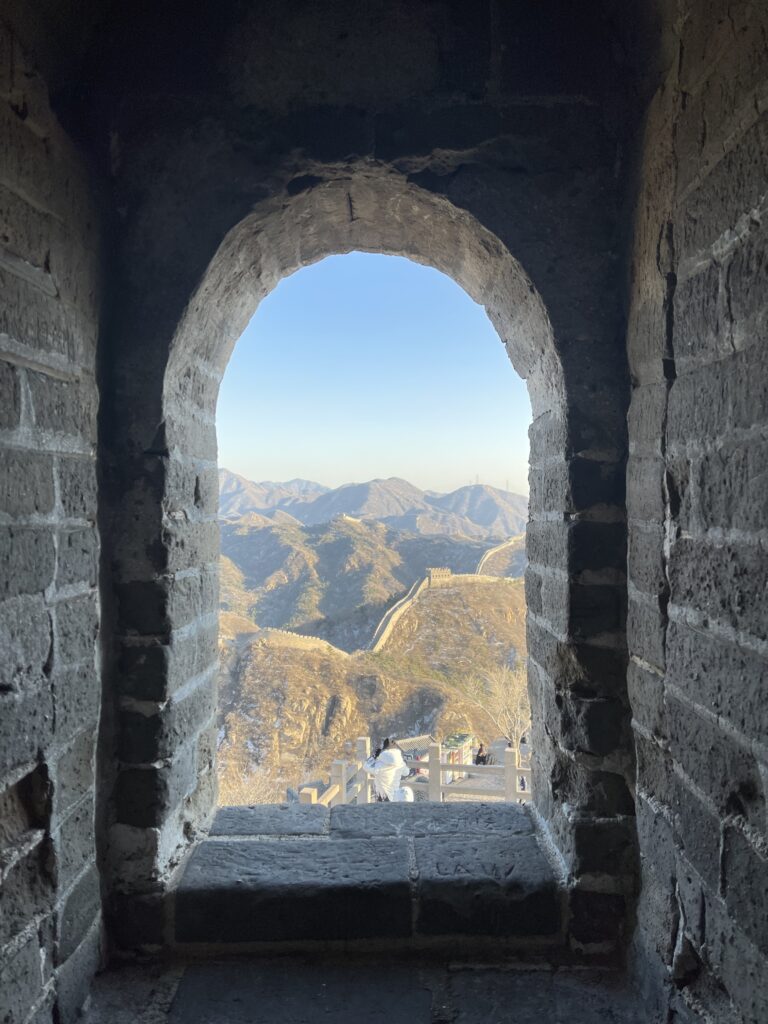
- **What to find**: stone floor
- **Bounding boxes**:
[84,961,646,1024]
[175,803,563,948]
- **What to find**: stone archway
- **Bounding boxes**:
[102,163,634,951]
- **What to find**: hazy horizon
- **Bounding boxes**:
[217,252,531,494]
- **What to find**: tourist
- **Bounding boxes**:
[475,743,488,766]
[367,738,415,802]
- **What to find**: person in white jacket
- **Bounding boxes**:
[366,739,414,802]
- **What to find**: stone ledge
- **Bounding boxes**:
[211,804,329,836]
[329,801,534,839]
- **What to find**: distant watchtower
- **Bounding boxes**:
[426,567,452,587]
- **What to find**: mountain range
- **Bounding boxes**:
[219,469,528,540]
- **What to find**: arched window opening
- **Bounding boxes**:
[214,253,533,807]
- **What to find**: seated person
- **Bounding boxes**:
[475,743,488,765]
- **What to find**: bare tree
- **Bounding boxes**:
[455,662,531,747]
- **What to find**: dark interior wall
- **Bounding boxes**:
[625,2,768,1021]
[0,19,103,1024]
[92,0,637,955]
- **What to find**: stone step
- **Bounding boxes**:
[174,803,565,951]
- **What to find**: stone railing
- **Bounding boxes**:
[297,738,532,806]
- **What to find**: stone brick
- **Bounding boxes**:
[626,455,665,523]
[53,663,100,744]
[51,799,95,890]
[27,372,98,440]
[627,590,666,671]
[176,838,412,942]
[330,802,533,840]
[0,930,51,1024]
[118,676,215,764]
[57,456,97,521]
[628,524,666,598]
[0,359,21,429]
[673,260,728,369]
[729,221,768,350]
[668,538,768,641]
[666,619,768,746]
[527,616,627,697]
[414,834,561,937]
[0,594,52,692]
[528,519,626,574]
[667,343,768,445]
[115,744,197,828]
[108,890,165,948]
[55,526,98,588]
[55,863,101,964]
[54,593,99,665]
[569,890,626,945]
[162,518,219,574]
[627,660,666,738]
[52,729,95,822]
[0,268,81,361]
[549,692,628,758]
[565,816,637,877]
[634,731,673,808]
[677,112,768,260]
[0,449,55,518]
[213,803,330,837]
[0,840,53,949]
[0,681,54,774]
[722,825,768,956]
[703,885,768,1024]
[667,695,764,828]
[670,774,721,892]
[529,457,625,514]
[0,525,56,597]
[627,383,667,457]
[680,439,768,535]
[54,919,101,1024]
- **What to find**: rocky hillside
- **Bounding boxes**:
[217,576,527,805]
[219,469,528,540]
[219,513,489,651]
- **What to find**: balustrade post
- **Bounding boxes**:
[356,737,371,804]
[428,742,442,802]
[299,787,317,804]
[504,746,516,802]
[330,760,348,806]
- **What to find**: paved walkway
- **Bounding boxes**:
[84,961,645,1024]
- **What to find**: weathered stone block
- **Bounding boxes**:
[627,383,667,456]
[668,538,768,641]
[0,594,52,692]
[118,677,215,764]
[565,817,637,877]
[162,518,219,575]
[27,371,97,440]
[51,800,95,889]
[0,930,51,1024]
[176,838,412,942]
[0,682,54,774]
[722,825,768,956]
[0,839,53,949]
[667,694,763,828]
[52,728,95,821]
[673,261,727,370]
[626,455,665,524]
[666,620,768,746]
[54,919,101,1024]
[569,889,626,945]
[634,731,673,807]
[58,456,97,521]
[53,663,99,745]
[55,863,100,964]
[682,439,768,535]
[330,802,533,840]
[0,449,55,518]
[414,834,560,937]
[212,803,329,836]
[115,744,197,827]
[670,774,721,892]
[729,221,768,350]
[0,525,56,597]
[108,890,165,948]
[54,593,99,665]
[627,659,666,738]
[55,526,98,588]
[0,359,21,429]
[628,523,666,598]
[627,590,666,671]
[527,616,627,696]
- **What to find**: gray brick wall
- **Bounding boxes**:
[0,23,102,1024]
[626,3,768,1020]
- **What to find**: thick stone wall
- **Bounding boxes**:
[0,23,102,1024]
[626,3,768,1021]
[91,0,637,955]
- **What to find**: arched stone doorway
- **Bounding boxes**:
[101,162,634,948]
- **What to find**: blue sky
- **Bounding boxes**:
[216,253,531,494]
